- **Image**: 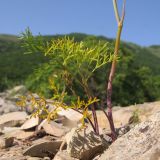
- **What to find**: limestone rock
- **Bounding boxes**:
[57,108,82,122]
[27,157,42,160]
[5,85,27,101]
[5,129,34,140]
[23,140,62,158]
[32,136,58,145]
[98,111,160,160]
[66,128,109,160]
[0,98,21,115]
[2,127,20,133]
[43,157,50,160]
[40,120,69,137]
[0,136,14,149]
[0,112,27,130]
[96,101,160,129]
[0,97,5,106]
[21,116,39,130]
[53,150,78,160]
[55,116,78,128]
[115,125,131,137]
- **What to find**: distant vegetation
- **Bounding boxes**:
[0,33,160,106]
[147,45,160,58]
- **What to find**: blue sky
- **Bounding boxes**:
[0,0,159,46]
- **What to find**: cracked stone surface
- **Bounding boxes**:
[99,111,160,160]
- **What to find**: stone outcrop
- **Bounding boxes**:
[65,128,109,160]
[21,116,39,130]
[39,120,69,137]
[1,87,160,160]
[0,112,27,130]
[53,150,79,160]
[99,111,160,160]
[0,136,14,149]
[23,140,62,158]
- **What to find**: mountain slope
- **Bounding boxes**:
[0,33,160,86]
[147,45,160,58]
[0,33,160,106]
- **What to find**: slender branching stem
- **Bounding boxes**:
[93,103,99,135]
[72,108,96,133]
[104,0,126,141]
[83,83,99,135]
[113,0,120,23]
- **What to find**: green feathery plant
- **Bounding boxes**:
[129,109,141,124]
[18,30,115,134]
[17,0,126,141]
[17,80,99,130]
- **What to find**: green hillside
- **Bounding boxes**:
[0,34,49,91]
[0,33,160,106]
[122,42,160,74]
[147,45,160,58]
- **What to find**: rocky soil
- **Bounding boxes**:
[0,86,160,160]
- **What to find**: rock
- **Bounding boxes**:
[27,157,42,160]
[54,108,83,128]
[23,140,63,158]
[96,101,160,129]
[39,120,69,137]
[56,116,79,128]
[5,85,27,101]
[21,116,39,130]
[0,112,27,130]
[0,97,5,106]
[43,157,50,160]
[116,125,131,137]
[25,93,40,114]
[0,136,14,149]
[5,129,34,140]
[15,130,34,140]
[0,99,21,115]
[98,111,160,160]
[53,150,78,160]
[2,127,20,133]
[0,92,6,97]
[3,102,19,113]
[32,136,58,145]
[0,128,3,135]
[96,109,132,129]
[57,108,82,122]
[0,135,29,159]
[65,128,109,160]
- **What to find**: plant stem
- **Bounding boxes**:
[93,103,99,135]
[83,82,99,135]
[107,24,123,140]
[113,0,120,23]
[72,108,96,133]
[104,0,126,141]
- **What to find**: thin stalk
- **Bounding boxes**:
[107,24,122,140]
[83,82,99,135]
[104,0,126,141]
[113,0,120,23]
[72,108,96,133]
[71,74,99,135]
[93,103,99,135]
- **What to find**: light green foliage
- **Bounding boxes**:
[21,29,114,101]
[71,97,99,128]
[20,28,47,54]
[17,29,115,130]
[129,108,141,124]
[25,63,55,97]
[17,86,99,129]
